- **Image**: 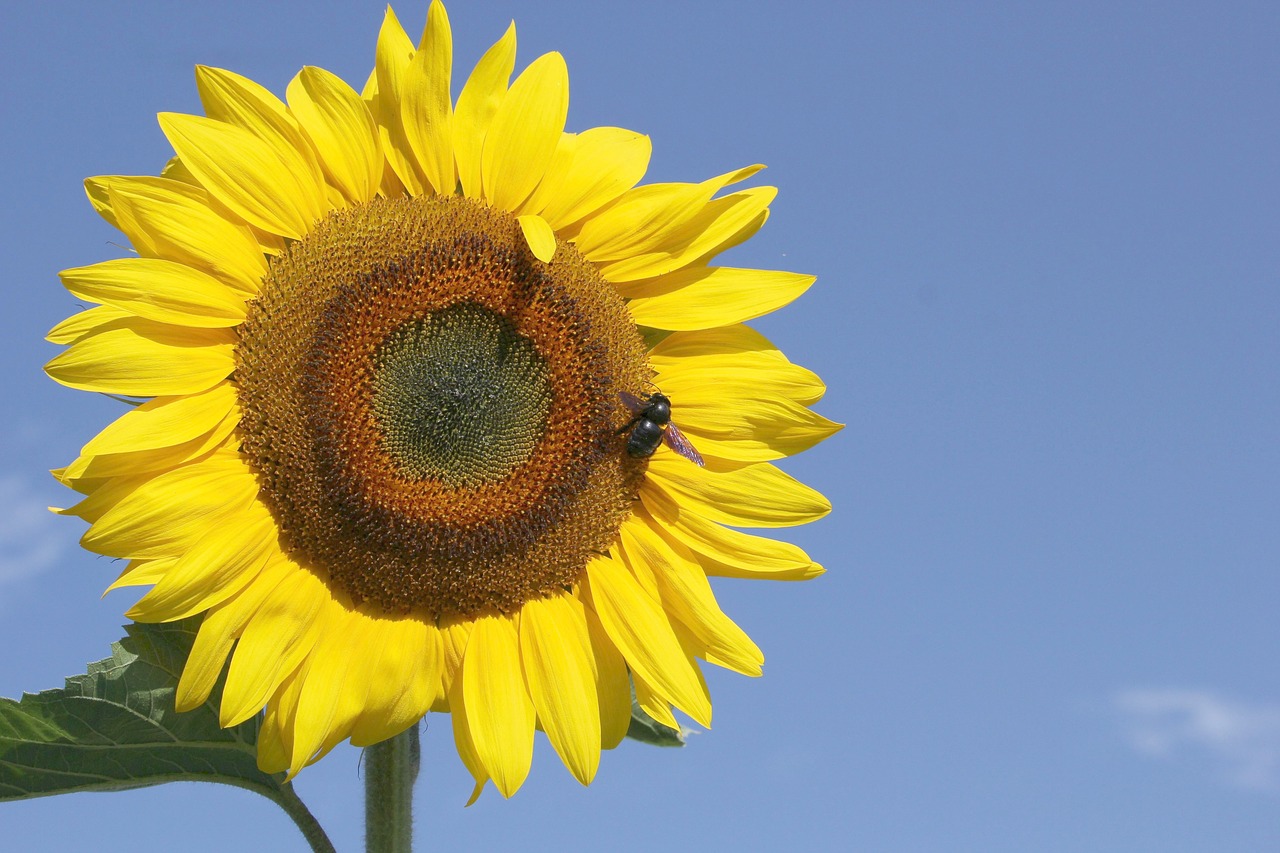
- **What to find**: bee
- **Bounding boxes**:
[618,390,704,466]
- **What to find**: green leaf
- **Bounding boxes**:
[624,694,687,748]
[0,618,281,801]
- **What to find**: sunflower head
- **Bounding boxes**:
[236,194,650,618]
[46,0,839,801]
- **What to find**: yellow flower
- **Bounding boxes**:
[45,1,839,801]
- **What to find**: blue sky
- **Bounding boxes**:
[2,1,1278,850]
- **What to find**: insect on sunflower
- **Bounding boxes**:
[45,0,840,801]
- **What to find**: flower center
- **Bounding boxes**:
[235,196,649,618]
[372,303,551,487]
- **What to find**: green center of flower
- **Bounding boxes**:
[372,303,552,487]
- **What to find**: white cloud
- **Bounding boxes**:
[0,475,67,585]
[1116,688,1280,791]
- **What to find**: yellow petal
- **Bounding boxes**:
[158,112,325,239]
[447,659,490,805]
[649,322,789,364]
[257,668,306,776]
[175,555,293,711]
[572,165,761,262]
[220,565,330,727]
[288,602,371,771]
[670,618,714,709]
[46,305,132,345]
[90,176,267,294]
[572,182,707,262]
[84,174,120,228]
[643,494,824,580]
[621,266,814,330]
[654,347,825,406]
[617,532,661,600]
[584,554,711,727]
[59,258,246,328]
[400,0,455,195]
[194,65,327,205]
[45,318,235,397]
[687,373,826,423]
[454,22,516,198]
[481,52,569,211]
[519,594,600,785]
[645,455,831,529]
[64,402,239,481]
[54,471,151,524]
[371,6,426,196]
[621,513,763,676]
[632,669,679,730]
[463,614,535,798]
[350,615,443,747]
[669,401,841,463]
[160,156,199,185]
[287,66,383,205]
[596,186,775,282]
[256,712,290,776]
[251,225,288,257]
[526,126,651,230]
[439,618,471,700]
[126,504,276,623]
[104,558,173,593]
[679,187,773,263]
[651,364,842,462]
[517,214,557,263]
[650,327,827,404]
[81,382,237,456]
[79,452,258,559]
[584,605,631,750]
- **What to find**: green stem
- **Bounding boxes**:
[275,781,338,853]
[365,724,421,853]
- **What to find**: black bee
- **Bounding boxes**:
[618,390,704,466]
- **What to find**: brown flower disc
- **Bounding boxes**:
[236,196,649,618]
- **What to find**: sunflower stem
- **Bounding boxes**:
[365,724,421,853]
[276,781,338,853]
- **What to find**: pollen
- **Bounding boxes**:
[236,196,649,617]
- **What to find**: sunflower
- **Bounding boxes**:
[45,1,839,801]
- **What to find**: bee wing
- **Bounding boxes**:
[663,422,704,466]
[619,390,646,413]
